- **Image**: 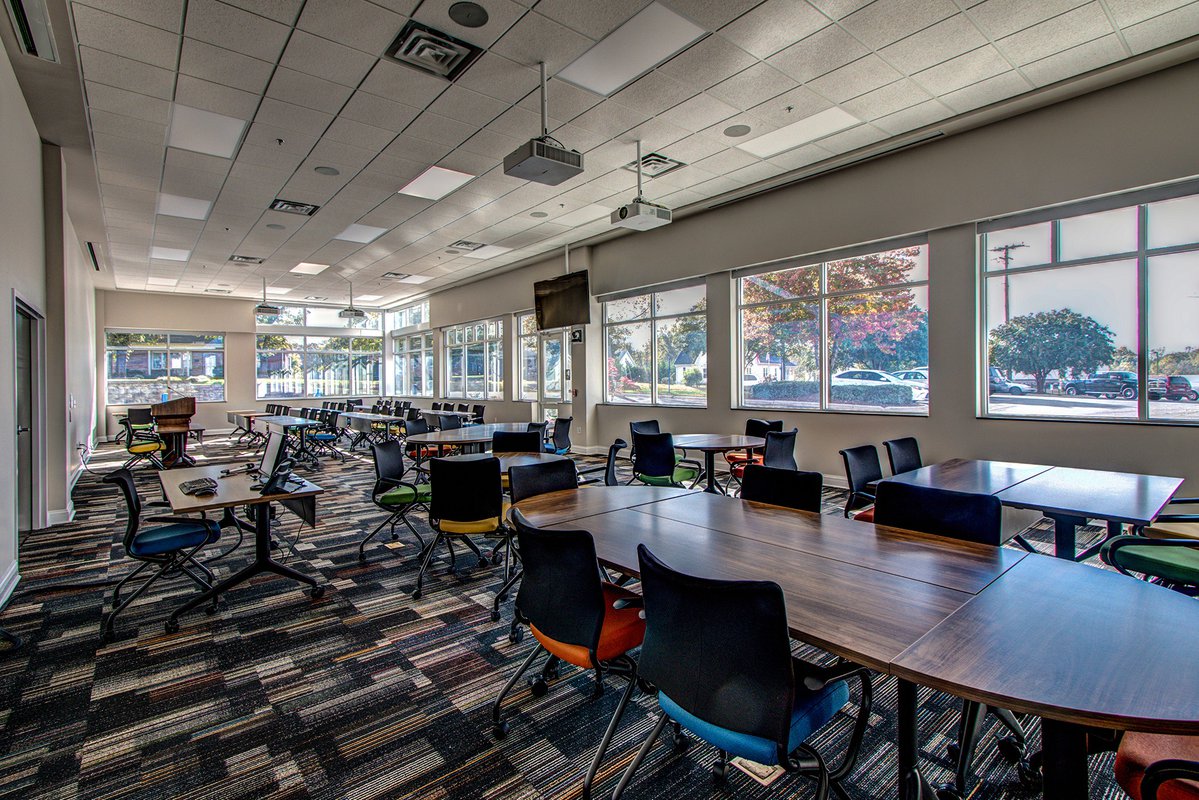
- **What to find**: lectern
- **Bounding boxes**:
[151,396,196,467]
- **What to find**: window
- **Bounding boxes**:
[982,187,1199,423]
[443,319,503,400]
[256,304,381,329]
[518,312,571,403]
[106,331,225,404]
[394,332,434,397]
[604,285,706,407]
[737,243,929,414]
[386,301,428,331]
[255,335,380,399]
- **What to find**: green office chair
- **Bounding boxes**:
[359,440,430,561]
[120,417,166,470]
[1103,536,1199,595]
[629,431,702,488]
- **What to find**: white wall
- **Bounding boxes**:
[0,49,46,600]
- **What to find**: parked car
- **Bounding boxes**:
[988,367,1025,395]
[1148,375,1198,401]
[833,369,929,401]
[741,374,760,387]
[891,369,929,388]
[1062,371,1138,399]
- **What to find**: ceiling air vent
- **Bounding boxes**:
[6,0,57,61]
[229,254,264,264]
[448,240,486,251]
[205,288,232,294]
[385,20,483,81]
[305,295,328,301]
[269,198,320,216]
[382,272,411,280]
[623,152,686,178]
[85,242,102,271]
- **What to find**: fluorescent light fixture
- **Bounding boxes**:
[167,104,246,159]
[736,108,860,158]
[554,204,609,227]
[146,276,178,287]
[334,223,388,243]
[558,2,707,96]
[265,287,291,295]
[355,294,382,302]
[463,244,512,259]
[151,246,190,261]
[156,193,211,220]
[398,166,475,200]
[290,262,329,275]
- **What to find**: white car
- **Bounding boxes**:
[833,369,929,402]
[891,369,929,388]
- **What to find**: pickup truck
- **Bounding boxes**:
[1062,371,1138,399]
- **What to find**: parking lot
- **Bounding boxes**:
[987,392,1199,421]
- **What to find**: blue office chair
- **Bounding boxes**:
[544,416,573,454]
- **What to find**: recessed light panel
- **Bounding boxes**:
[290,262,329,275]
[265,287,291,295]
[146,276,178,287]
[355,294,382,302]
[399,166,475,200]
[463,245,512,259]
[156,193,211,220]
[335,223,388,243]
[736,108,860,158]
[558,2,707,96]
[151,246,190,261]
[167,104,246,158]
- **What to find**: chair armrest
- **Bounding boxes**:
[1166,497,1199,506]
[1142,759,1199,800]
[796,658,872,691]
[145,515,182,524]
[611,596,643,610]
[1154,514,1199,523]
[677,458,703,472]
[1101,535,1199,576]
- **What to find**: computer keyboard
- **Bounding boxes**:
[179,477,218,496]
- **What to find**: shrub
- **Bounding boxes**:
[748,381,819,402]
[748,381,914,405]
[683,368,703,387]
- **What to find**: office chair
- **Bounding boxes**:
[725,418,783,470]
[119,417,166,470]
[307,408,346,461]
[441,412,462,431]
[416,456,506,600]
[883,437,922,475]
[630,431,701,488]
[526,421,549,442]
[577,438,626,486]
[1103,536,1199,595]
[406,406,421,422]
[494,510,645,800]
[492,431,541,454]
[612,544,872,800]
[730,428,798,489]
[1115,732,1199,800]
[628,419,658,460]
[101,469,221,642]
[471,404,485,424]
[359,440,430,560]
[117,406,156,444]
[873,481,1030,799]
[456,403,469,414]
[838,445,882,520]
[545,416,572,454]
[741,465,823,512]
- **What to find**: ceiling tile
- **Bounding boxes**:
[878,13,989,74]
[517,77,603,122]
[708,62,798,111]
[73,0,184,32]
[358,194,432,228]
[938,69,1031,112]
[95,149,160,178]
[720,0,831,59]
[324,117,398,151]
[79,47,177,100]
[178,38,274,94]
[401,112,478,147]
[174,75,260,119]
[611,70,698,116]
[659,92,741,130]
[767,24,869,83]
[667,132,735,164]
[184,0,291,62]
[624,117,694,150]
[168,147,235,174]
[85,81,172,124]
[412,0,529,47]
[693,147,760,174]
[749,84,835,127]
[427,85,512,127]
[161,165,225,199]
[658,34,757,89]
[963,0,1089,40]
[242,122,319,158]
[88,108,167,143]
[455,53,540,104]
[1106,0,1195,26]
[912,45,1008,95]
[814,122,889,155]
[297,0,407,55]
[871,98,953,134]
[534,0,646,39]
[841,78,932,120]
[99,169,161,192]
[840,0,960,50]
[491,12,596,74]
[71,4,180,70]
[1123,2,1199,53]
[1020,34,1126,86]
[668,0,763,29]
[996,2,1113,64]
[266,68,356,115]
[807,0,878,18]
[807,55,902,103]
[459,127,525,160]
[220,0,304,24]
[380,135,454,167]
[359,60,451,108]
[570,101,650,138]
[254,97,334,138]
[340,92,420,132]
[308,139,379,172]
[279,31,378,88]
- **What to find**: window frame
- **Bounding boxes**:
[516,311,572,405]
[254,331,383,400]
[602,285,708,408]
[104,329,226,404]
[392,331,435,398]
[442,318,504,400]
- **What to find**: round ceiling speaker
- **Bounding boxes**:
[449,2,489,27]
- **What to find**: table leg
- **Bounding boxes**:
[1074,520,1125,563]
[703,451,720,494]
[1046,513,1086,560]
[897,679,935,800]
[1040,718,1089,799]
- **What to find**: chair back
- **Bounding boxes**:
[761,429,798,470]
[371,440,409,497]
[527,421,549,440]
[471,404,485,423]
[745,417,783,440]
[873,481,1004,546]
[457,403,469,413]
[637,544,795,750]
[511,509,605,657]
[127,407,153,425]
[550,416,573,452]
[509,459,578,504]
[884,437,923,475]
[119,418,146,451]
[431,401,443,411]
[632,431,676,479]
[404,416,429,437]
[103,468,142,552]
[441,413,462,431]
[604,438,627,486]
[406,407,421,421]
[839,444,883,494]
[740,465,823,512]
[493,431,541,453]
[430,456,502,524]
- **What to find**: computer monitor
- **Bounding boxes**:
[258,431,286,479]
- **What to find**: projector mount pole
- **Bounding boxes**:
[564,243,570,274]
[635,139,644,203]
[539,61,549,139]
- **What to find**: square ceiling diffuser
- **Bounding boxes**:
[385,20,483,81]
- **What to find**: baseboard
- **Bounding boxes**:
[0,560,20,608]
[47,506,75,526]
[572,444,606,456]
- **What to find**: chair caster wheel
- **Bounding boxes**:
[477,558,488,569]
[165,619,180,634]
[712,762,728,781]
[99,631,112,645]
[946,742,960,761]
[497,592,509,603]
[529,678,548,698]
[311,585,326,599]
[490,610,501,622]
[204,604,218,615]
[412,589,422,600]
[997,735,1025,761]
[493,721,509,739]
[672,733,690,753]
[508,627,524,644]
[390,533,399,540]
[935,786,963,800]
[1017,758,1042,789]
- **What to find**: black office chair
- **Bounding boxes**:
[873,481,1030,799]
[360,440,430,560]
[578,438,627,487]
[740,465,824,512]
[731,428,798,491]
[494,510,645,800]
[118,406,157,444]
[457,403,469,413]
[441,412,462,431]
[417,456,506,600]
[838,444,882,519]
[431,401,443,411]
[628,419,659,460]
[725,418,783,471]
[545,416,572,454]
[119,417,166,470]
[492,431,542,454]
[101,469,221,642]
[406,406,421,422]
[472,404,485,424]
[883,437,922,475]
[526,421,549,442]
[612,544,872,800]
[631,431,701,488]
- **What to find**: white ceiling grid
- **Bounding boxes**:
[67,0,1199,305]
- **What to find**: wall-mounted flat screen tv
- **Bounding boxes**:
[534,271,590,330]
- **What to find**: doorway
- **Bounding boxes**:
[14,301,40,534]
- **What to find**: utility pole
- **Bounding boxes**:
[990,242,1027,381]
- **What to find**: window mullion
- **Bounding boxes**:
[1137,203,1150,421]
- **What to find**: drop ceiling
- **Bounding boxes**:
[37,0,1199,306]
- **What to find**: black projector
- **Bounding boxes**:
[503,138,584,186]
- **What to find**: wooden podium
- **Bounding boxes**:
[151,396,196,467]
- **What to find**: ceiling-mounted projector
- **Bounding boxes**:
[611,200,672,230]
[338,306,366,319]
[504,61,583,186]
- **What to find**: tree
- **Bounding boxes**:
[988,309,1115,393]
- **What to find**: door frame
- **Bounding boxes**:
[13,292,47,533]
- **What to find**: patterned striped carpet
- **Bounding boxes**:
[0,434,1128,800]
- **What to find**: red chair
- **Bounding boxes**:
[725,418,782,472]
[1115,733,1199,800]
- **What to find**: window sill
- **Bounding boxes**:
[733,405,929,417]
[599,402,708,409]
[978,412,1198,427]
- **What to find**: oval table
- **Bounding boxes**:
[406,422,534,457]
[439,450,568,473]
[672,433,765,494]
[515,486,1199,799]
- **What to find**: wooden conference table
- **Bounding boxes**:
[875,459,1183,560]
[258,414,325,466]
[441,451,568,473]
[406,422,534,457]
[515,487,1199,799]
[673,434,765,494]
